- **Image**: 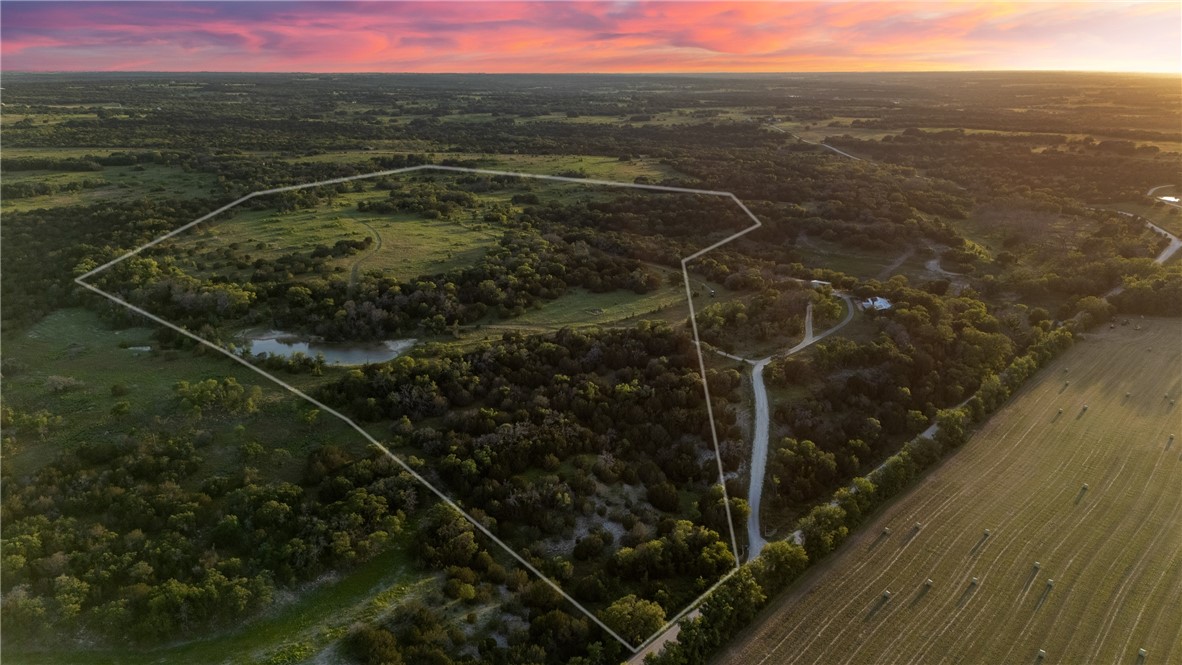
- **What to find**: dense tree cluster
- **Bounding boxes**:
[1,198,220,329]
[1,428,417,643]
[760,279,1039,510]
[695,286,843,352]
[319,324,736,615]
[826,131,1178,203]
[347,503,632,665]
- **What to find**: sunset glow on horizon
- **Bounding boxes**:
[2,1,1179,74]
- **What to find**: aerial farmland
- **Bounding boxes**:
[718,320,1181,665]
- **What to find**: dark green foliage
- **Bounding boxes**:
[0,429,415,643]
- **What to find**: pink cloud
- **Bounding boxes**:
[1,2,1177,73]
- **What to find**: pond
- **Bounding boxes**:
[242,330,415,366]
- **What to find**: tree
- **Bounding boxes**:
[769,438,838,504]
[798,503,849,559]
[1074,295,1114,327]
[751,540,808,594]
[348,626,405,665]
[601,594,666,644]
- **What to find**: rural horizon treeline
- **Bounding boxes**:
[1,71,1179,665]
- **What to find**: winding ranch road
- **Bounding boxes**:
[1141,185,1182,261]
[1140,219,1180,264]
[718,294,856,560]
[630,299,851,664]
[1147,184,1181,209]
[1100,189,1181,297]
[348,219,383,293]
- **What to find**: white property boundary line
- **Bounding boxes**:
[75,164,763,654]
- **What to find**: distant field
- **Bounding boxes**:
[1,308,360,479]
[478,282,689,333]
[160,175,726,347]
[289,150,684,183]
[794,232,932,283]
[3,163,217,212]
[717,320,1182,665]
[172,189,502,285]
[773,120,897,145]
[775,122,1182,155]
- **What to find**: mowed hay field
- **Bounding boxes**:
[718,320,1182,665]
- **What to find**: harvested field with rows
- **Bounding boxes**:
[718,320,1182,665]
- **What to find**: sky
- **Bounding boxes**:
[2,1,1179,74]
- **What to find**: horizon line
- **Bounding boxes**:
[4,68,1178,76]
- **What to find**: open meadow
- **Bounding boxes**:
[717,320,1182,665]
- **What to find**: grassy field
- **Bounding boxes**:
[794,233,933,283]
[771,121,1182,155]
[159,174,722,348]
[772,120,897,146]
[716,320,1182,665]
[3,163,218,212]
[477,282,690,333]
[285,150,683,183]
[1,308,363,479]
[178,193,501,284]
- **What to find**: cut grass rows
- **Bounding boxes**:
[770,375,1077,664]
[719,321,1181,665]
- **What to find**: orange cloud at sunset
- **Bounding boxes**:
[1,1,1178,73]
